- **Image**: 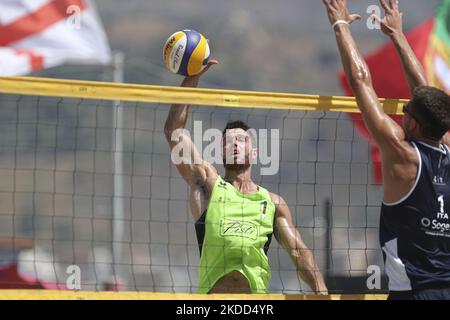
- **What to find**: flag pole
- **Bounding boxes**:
[112,51,125,290]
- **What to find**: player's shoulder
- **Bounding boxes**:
[268,192,286,208]
[383,136,420,166]
[201,161,219,185]
[268,192,293,220]
[203,161,218,176]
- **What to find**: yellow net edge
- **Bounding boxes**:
[0,76,408,115]
[0,290,388,300]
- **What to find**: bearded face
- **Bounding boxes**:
[222,128,255,170]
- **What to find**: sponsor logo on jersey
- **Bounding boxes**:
[220,219,258,240]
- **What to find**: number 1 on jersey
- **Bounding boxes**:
[438,195,445,215]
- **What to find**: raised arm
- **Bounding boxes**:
[271,194,328,294]
[373,0,427,94]
[164,60,219,188]
[322,0,405,153]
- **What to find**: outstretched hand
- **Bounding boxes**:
[322,0,361,26]
[371,0,403,37]
[181,59,219,88]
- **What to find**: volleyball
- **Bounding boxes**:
[163,29,210,77]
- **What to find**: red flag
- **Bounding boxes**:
[339,19,435,184]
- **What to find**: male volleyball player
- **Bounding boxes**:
[323,0,450,300]
[164,61,327,294]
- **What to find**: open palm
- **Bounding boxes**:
[373,0,403,37]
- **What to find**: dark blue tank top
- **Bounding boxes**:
[380,141,450,292]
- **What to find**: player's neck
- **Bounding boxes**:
[224,168,256,193]
[415,137,442,148]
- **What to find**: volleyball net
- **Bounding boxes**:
[0,77,406,297]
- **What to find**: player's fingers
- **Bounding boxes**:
[380,0,391,13]
[200,60,219,75]
[329,0,339,10]
[349,14,362,23]
[323,0,336,11]
[370,14,383,24]
[327,0,335,10]
[370,14,385,28]
[392,0,399,11]
[322,0,331,8]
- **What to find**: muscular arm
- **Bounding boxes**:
[391,33,427,93]
[164,61,219,188]
[375,0,427,94]
[323,0,405,154]
[271,194,328,294]
[164,78,195,142]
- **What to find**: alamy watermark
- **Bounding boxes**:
[170,121,280,176]
[66,265,81,290]
[366,5,381,30]
[66,5,82,30]
[366,265,382,290]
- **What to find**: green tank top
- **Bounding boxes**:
[196,176,276,293]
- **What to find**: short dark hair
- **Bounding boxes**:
[410,86,450,140]
[222,120,251,136]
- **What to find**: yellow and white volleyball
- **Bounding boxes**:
[163,30,210,77]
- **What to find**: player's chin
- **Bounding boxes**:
[223,162,251,171]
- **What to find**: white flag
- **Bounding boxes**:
[0,0,111,76]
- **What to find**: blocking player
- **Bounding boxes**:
[323,0,450,300]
